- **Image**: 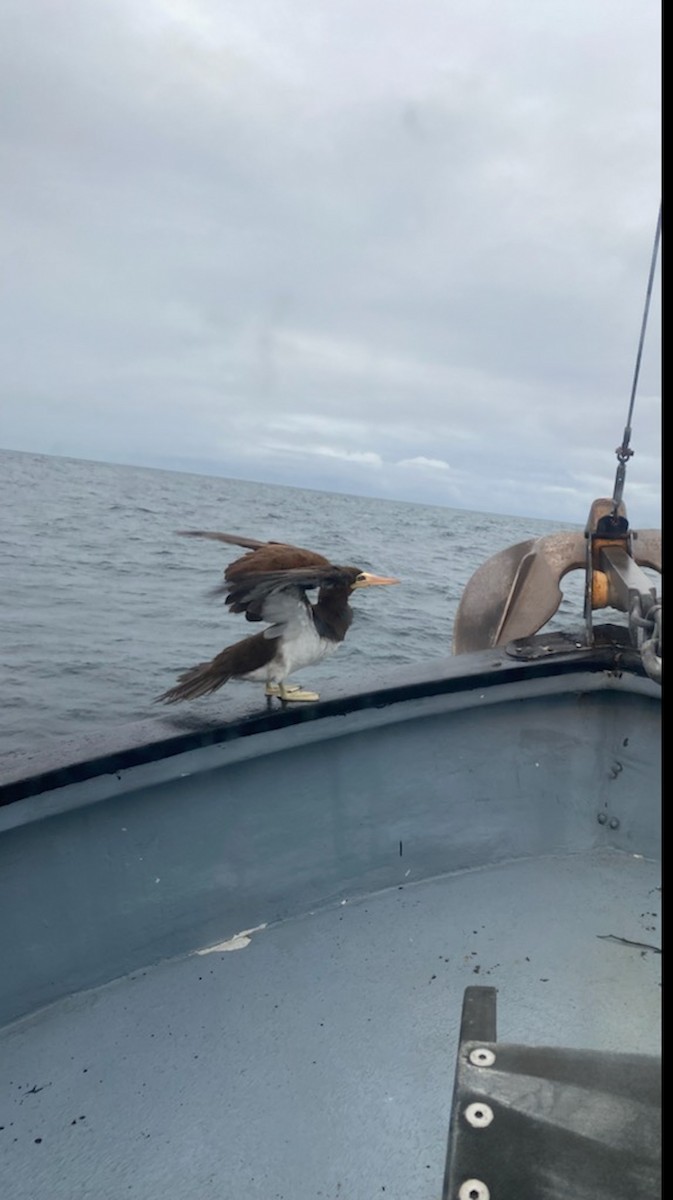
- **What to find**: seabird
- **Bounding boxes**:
[157,531,399,704]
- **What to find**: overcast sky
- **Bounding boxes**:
[0,0,661,524]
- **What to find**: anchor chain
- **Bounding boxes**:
[630,595,662,683]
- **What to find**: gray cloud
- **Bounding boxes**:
[0,0,661,523]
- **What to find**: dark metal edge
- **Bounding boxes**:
[0,629,650,807]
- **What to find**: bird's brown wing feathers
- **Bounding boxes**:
[176,530,332,582]
[223,566,354,623]
[176,531,280,551]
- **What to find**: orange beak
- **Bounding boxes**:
[352,572,400,588]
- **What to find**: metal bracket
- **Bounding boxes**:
[441,986,661,1200]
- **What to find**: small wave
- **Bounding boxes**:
[108,503,155,514]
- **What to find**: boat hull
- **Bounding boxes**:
[0,644,661,1198]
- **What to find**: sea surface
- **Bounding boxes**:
[1,448,587,760]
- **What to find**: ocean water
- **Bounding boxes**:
[1,448,586,759]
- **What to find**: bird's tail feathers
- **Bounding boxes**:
[155,652,235,704]
[156,634,275,704]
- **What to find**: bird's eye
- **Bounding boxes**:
[356,573,366,582]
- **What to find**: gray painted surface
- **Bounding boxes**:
[0,653,661,1198]
[0,855,661,1199]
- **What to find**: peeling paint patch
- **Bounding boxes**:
[195,924,268,954]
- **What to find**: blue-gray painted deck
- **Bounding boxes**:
[0,646,661,1198]
[1,852,661,1200]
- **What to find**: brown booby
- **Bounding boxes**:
[157,531,399,704]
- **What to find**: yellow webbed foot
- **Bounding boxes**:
[265,682,320,702]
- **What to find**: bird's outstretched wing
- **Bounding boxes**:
[176,530,332,583]
[176,531,283,551]
[223,566,355,633]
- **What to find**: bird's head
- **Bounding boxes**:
[336,567,400,591]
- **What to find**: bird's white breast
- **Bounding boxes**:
[241,605,338,684]
[277,620,338,677]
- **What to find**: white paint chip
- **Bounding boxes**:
[196,924,268,954]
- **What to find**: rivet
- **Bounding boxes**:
[609,817,620,830]
[465,1102,494,1128]
[468,1048,496,1067]
[458,1181,490,1200]
[597,813,608,825]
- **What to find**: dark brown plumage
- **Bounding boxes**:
[156,531,398,704]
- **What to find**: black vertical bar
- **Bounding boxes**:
[459,985,497,1044]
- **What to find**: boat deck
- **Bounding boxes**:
[1,847,661,1200]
